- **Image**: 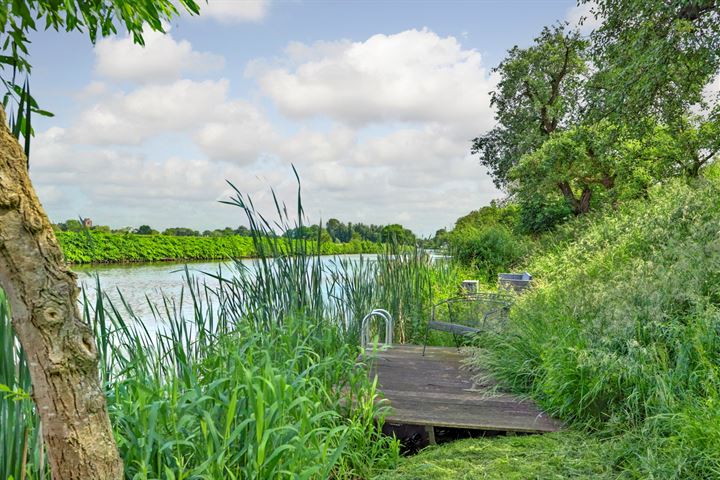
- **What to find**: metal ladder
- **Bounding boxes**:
[360,309,393,348]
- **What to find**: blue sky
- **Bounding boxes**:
[26,0,590,235]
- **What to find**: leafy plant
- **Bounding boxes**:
[474,175,720,478]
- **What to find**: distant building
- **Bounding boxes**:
[82,217,93,228]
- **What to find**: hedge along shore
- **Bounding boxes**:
[56,231,384,264]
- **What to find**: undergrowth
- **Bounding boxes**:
[472,174,720,478]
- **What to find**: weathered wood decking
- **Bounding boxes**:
[366,345,561,433]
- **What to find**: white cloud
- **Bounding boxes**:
[195,100,279,162]
[39,28,503,234]
[249,29,496,128]
[257,124,500,231]
[30,127,261,228]
[94,30,225,83]
[72,79,231,145]
[566,2,603,35]
[197,0,270,23]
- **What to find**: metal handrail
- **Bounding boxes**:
[360,309,394,348]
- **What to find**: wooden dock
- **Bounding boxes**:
[366,345,561,435]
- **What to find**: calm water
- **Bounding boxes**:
[72,255,371,321]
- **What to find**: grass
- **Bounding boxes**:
[468,174,720,478]
[0,289,47,480]
[374,432,614,480]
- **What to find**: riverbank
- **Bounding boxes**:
[56,231,384,264]
[375,432,612,479]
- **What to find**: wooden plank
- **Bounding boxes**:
[383,398,560,432]
[379,389,529,406]
[366,345,562,433]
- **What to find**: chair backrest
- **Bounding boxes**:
[432,293,513,331]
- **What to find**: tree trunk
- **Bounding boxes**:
[0,106,123,479]
[557,181,592,215]
[557,181,581,214]
[578,187,592,214]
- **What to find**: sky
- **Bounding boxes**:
[25,0,594,236]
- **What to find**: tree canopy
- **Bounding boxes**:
[472,2,720,228]
[587,0,720,122]
[471,24,588,188]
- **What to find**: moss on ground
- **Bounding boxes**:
[374,432,615,480]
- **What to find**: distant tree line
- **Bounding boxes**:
[53,218,420,245]
[53,220,255,237]
[284,218,417,246]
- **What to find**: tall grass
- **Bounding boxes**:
[86,279,398,479]
[473,175,720,478]
[0,291,47,480]
[2,178,468,479]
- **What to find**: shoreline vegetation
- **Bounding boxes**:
[4,186,461,479]
[56,230,386,264]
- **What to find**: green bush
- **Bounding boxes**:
[517,195,573,234]
[475,176,720,478]
[448,225,525,282]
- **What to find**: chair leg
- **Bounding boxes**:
[422,325,431,356]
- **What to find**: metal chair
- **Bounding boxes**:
[422,292,513,356]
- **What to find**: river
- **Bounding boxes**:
[72,254,372,322]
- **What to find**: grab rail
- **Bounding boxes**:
[360,309,393,348]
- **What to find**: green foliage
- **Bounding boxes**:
[453,202,519,232]
[0,1,201,73]
[161,227,200,236]
[375,432,613,480]
[287,220,413,245]
[448,226,525,283]
[509,120,681,216]
[474,176,720,478]
[55,231,383,264]
[0,0,201,157]
[380,224,416,246]
[56,218,83,232]
[588,0,720,123]
[516,195,572,234]
[471,24,588,188]
[92,294,399,479]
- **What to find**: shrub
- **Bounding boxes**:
[448,225,525,282]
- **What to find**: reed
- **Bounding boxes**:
[2,178,475,478]
[0,290,47,480]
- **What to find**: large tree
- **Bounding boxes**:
[510,121,619,215]
[587,0,720,122]
[471,24,588,188]
[510,119,691,215]
[0,1,199,478]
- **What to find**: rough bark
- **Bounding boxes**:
[578,187,592,214]
[557,181,592,215]
[0,106,123,479]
